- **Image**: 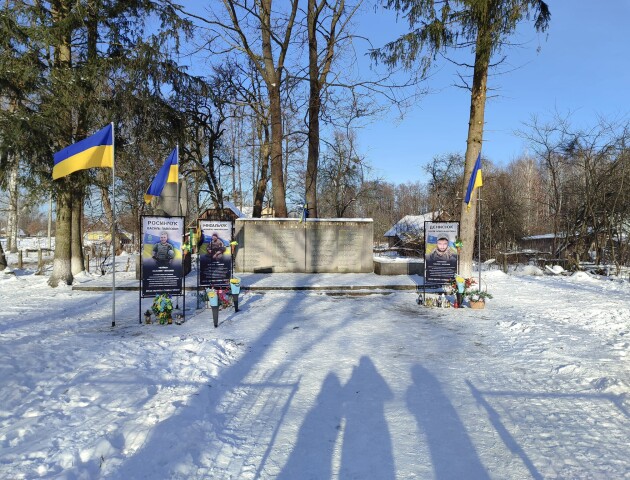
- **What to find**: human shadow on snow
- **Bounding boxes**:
[406,364,490,480]
[338,356,395,479]
[277,372,343,480]
[278,356,395,480]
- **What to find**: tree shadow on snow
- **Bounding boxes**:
[110,289,359,478]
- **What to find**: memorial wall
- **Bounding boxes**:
[234,219,373,273]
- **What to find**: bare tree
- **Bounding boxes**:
[354,180,396,242]
[518,113,571,256]
[178,73,236,212]
[508,156,547,235]
[304,0,362,218]
[482,167,525,260]
[520,113,630,270]
[424,153,465,219]
[394,181,428,218]
[199,0,300,217]
[318,129,374,217]
[223,59,273,218]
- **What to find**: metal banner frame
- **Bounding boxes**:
[138,215,186,323]
[422,221,460,304]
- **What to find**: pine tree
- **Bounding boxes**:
[373,0,550,276]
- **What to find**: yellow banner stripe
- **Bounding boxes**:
[52,145,113,180]
[167,165,178,183]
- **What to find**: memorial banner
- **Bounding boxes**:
[424,221,459,285]
[141,216,184,296]
[198,220,233,288]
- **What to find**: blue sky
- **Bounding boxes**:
[352,1,630,184]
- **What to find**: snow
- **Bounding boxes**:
[522,233,562,240]
[373,256,424,264]
[222,200,246,219]
[383,213,440,238]
[1,258,629,478]
[514,265,544,276]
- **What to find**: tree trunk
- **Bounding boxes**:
[49,0,74,286]
[6,154,19,253]
[99,170,114,227]
[305,0,346,219]
[459,24,491,278]
[268,86,287,217]
[0,237,7,270]
[71,187,85,274]
[306,0,320,219]
[49,187,73,286]
[253,124,270,218]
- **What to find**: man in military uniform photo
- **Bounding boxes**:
[152,231,174,268]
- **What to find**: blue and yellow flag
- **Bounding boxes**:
[299,200,308,223]
[144,147,178,204]
[52,124,113,180]
[464,152,483,210]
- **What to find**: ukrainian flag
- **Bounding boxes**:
[144,147,178,204]
[52,124,114,180]
[464,152,483,210]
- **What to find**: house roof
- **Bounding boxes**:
[193,202,247,227]
[384,212,441,237]
[522,233,566,240]
[223,200,246,218]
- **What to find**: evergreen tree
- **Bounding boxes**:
[372,0,550,276]
[0,0,192,285]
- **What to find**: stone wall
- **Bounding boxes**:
[235,219,373,273]
[373,257,424,276]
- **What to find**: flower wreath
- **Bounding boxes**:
[152,294,173,323]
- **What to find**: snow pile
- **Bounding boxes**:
[567,271,596,282]
[516,265,544,276]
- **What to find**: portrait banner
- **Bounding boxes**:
[141,216,184,296]
[198,220,233,288]
[424,221,459,285]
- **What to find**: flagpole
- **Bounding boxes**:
[111,122,116,327]
[176,144,180,216]
[176,144,180,311]
[477,185,482,289]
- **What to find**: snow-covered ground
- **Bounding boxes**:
[1,251,629,479]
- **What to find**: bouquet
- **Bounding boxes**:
[217,289,232,309]
[448,276,476,294]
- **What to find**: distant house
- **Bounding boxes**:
[0,228,26,237]
[261,206,274,218]
[519,233,562,254]
[383,211,443,250]
[84,219,132,245]
[521,226,630,263]
[84,230,132,245]
[196,200,246,223]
